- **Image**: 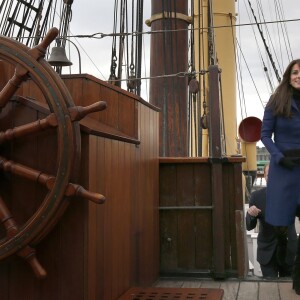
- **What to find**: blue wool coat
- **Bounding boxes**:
[261,98,300,226]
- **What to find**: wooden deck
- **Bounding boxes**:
[154,277,300,300]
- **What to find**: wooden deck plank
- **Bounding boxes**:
[181,280,201,288]
[258,282,280,300]
[154,278,300,299]
[220,281,239,300]
[201,281,221,289]
[230,281,258,300]
[154,279,183,288]
[278,282,299,300]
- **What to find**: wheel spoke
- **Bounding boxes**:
[0,100,107,144]
[0,195,18,238]
[0,156,105,204]
[0,28,58,110]
[0,70,28,109]
[69,101,107,121]
[17,246,47,279]
[0,113,57,144]
[0,196,47,279]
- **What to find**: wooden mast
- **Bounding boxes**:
[147,0,191,157]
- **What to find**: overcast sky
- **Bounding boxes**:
[65,0,300,126]
[235,0,300,122]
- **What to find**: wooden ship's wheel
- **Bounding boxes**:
[0,28,106,278]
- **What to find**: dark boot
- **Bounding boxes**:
[293,235,300,295]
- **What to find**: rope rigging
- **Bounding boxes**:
[272,0,293,68]
[108,0,144,95]
[0,0,59,48]
[207,0,216,66]
[247,0,281,83]
[237,0,274,104]
[0,0,298,105]
[133,0,144,95]
[199,0,207,135]
[108,0,119,84]
[236,0,295,123]
[127,0,136,92]
[188,0,200,156]
[57,0,72,48]
[254,0,286,78]
[117,0,128,88]
[67,17,300,39]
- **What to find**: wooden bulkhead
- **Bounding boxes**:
[0,62,160,299]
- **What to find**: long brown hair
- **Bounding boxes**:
[267,59,300,117]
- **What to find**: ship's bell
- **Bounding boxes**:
[48,46,72,67]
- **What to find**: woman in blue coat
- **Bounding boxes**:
[261,59,300,294]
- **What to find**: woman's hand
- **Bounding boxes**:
[247,205,261,217]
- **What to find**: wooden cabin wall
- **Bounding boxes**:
[61,74,138,140]
[0,67,160,300]
[159,158,246,277]
[82,101,159,299]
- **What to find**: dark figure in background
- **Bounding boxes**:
[246,164,297,278]
[261,59,300,293]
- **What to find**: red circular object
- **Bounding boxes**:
[238,116,262,142]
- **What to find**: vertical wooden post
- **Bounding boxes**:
[208,65,225,278]
[148,0,190,157]
[235,210,249,278]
